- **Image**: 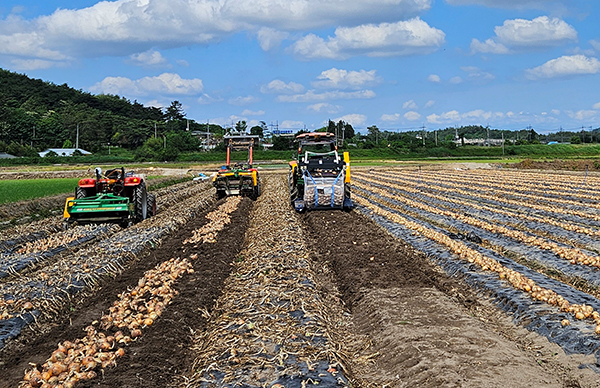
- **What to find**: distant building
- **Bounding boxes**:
[38,148,92,157]
[453,138,504,146]
[191,131,219,150]
[0,152,17,159]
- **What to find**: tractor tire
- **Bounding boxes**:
[216,190,226,200]
[132,182,148,223]
[76,187,89,199]
[146,193,157,217]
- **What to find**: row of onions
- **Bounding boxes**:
[20,196,243,388]
[184,196,242,245]
[366,172,600,239]
[354,193,600,333]
[354,177,600,268]
[411,169,600,211]
[367,170,600,224]
[415,168,600,198]
[356,171,600,239]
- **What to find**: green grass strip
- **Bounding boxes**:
[0,178,80,204]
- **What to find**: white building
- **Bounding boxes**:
[38,148,92,157]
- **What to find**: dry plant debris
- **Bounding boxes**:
[184,176,350,388]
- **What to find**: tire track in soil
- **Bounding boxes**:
[302,210,598,387]
[0,198,253,388]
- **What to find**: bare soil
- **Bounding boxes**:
[509,159,600,172]
[302,210,600,387]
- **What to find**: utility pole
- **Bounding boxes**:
[486,125,490,146]
[435,129,438,146]
[560,126,563,143]
[154,122,157,138]
[421,124,426,146]
[76,123,79,149]
[502,131,505,156]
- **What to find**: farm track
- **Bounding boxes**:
[183,175,352,387]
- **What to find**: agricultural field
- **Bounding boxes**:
[1,166,600,387]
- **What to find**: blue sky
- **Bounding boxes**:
[1,0,599,134]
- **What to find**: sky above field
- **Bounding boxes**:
[1,0,599,134]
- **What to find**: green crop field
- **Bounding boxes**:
[0,178,80,205]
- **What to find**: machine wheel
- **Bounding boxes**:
[343,184,353,212]
[132,182,148,223]
[146,193,157,217]
[76,187,89,199]
[216,190,226,200]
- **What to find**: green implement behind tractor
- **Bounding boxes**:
[63,167,156,228]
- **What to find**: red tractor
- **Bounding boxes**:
[64,167,156,228]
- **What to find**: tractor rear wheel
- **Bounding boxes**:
[146,193,157,217]
[76,187,89,199]
[133,182,148,223]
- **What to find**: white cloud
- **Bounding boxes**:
[381,113,401,123]
[277,89,376,102]
[241,109,265,116]
[427,110,460,124]
[307,103,342,114]
[197,93,222,105]
[470,38,509,54]
[593,102,600,110]
[90,72,203,95]
[212,115,247,127]
[312,68,382,89]
[281,120,304,128]
[403,100,418,110]
[0,32,68,60]
[404,111,421,121]
[290,18,445,60]
[591,40,600,52]
[256,27,289,51]
[525,55,600,80]
[428,74,441,82]
[461,66,495,81]
[260,79,305,94]
[0,0,433,61]
[10,58,57,70]
[471,16,577,55]
[495,17,576,47]
[228,95,260,105]
[445,0,569,10]
[425,100,435,108]
[449,76,463,84]
[144,99,168,108]
[333,114,367,126]
[567,110,597,121]
[127,50,169,67]
[176,59,189,67]
[551,109,561,115]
